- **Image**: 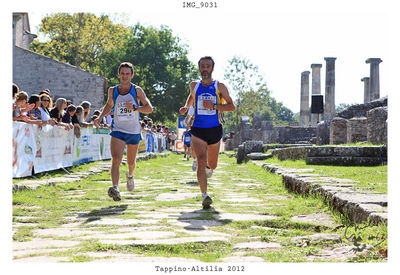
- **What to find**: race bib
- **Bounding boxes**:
[197,93,216,115]
[116,101,137,121]
[184,135,191,143]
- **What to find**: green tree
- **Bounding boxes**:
[223,56,294,133]
[30,13,128,72]
[98,24,198,122]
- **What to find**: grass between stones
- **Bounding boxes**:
[261,156,387,193]
[12,153,387,262]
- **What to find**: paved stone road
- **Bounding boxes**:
[12,153,380,263]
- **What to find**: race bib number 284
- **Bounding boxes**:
[197,94,216,115]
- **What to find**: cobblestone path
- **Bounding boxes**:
[12,153,385,263]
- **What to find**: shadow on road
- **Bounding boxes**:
[176,209,232,230]
[78,204,128,223]
[180,180,199,186]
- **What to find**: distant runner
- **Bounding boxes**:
[185,106,197,171]
[183,128,192,161]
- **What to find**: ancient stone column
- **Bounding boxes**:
[310,64,322,126]
[324,57,336,122]
[300,71,310,127]
[361,77,370,103]
[366,58,382,101]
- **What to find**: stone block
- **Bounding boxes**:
[347,117,367,143]
[367,107,387,144]
[236,144,246,164]
[316,121,330,145]
[246,153,273,160]
[330,117,348,144]
[243,140,263,154]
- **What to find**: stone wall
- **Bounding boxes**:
[270,146,386,166]
[272,146,312,161]
[367,107,387,144]
[337,96,387,119]
[13,46,107,112]
[274,126,316,144]
[347,117,367,143]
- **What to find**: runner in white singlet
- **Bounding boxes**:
[95,62,153,201]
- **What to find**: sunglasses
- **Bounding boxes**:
[41,99,50,102]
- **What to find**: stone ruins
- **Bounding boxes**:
[226,56,387,150]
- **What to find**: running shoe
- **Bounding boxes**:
[202,195,213,209]
[192,158,197,171]
[108,186,121,201]
[205,166,213,178]
[126,171,135,192]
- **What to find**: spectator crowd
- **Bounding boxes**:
[12,83,177,151]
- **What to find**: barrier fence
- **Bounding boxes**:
[12,122,171,178]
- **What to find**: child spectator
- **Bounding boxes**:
[72,106,82,124]
[13,91,30,122]
[62,104,76,124]
[88,110,101,123]
[80,101,91,122]
[72,106,92,128]
[27,94,42,120]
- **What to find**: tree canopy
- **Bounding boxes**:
[30,13,128,71]
[223,56,294,133]
[30,13,198,122]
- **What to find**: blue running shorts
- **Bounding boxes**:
[110,131,142,145]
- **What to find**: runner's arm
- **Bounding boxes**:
[135,86,153,114]
[95,88,114,125]
[179,82,196,115]
[216,82,235,112]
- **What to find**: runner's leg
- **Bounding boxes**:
[207,140,221,170]
[110,136,126,187]
[126,143,139,176]
[191,135,208,194]
[191,144,197,159]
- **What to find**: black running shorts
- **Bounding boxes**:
[190,125,223,145]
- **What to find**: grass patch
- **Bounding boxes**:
[85,240,232,262]
[13,226,35,242]
[264,156,387,193]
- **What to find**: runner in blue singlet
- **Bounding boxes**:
[95,62,153,201]
[179,56,236,209]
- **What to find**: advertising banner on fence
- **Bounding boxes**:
[12,122,36,178]
[33,124,74,173]
[12,122,169,178]
[12,122,112,178]
[138,132,147,153]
